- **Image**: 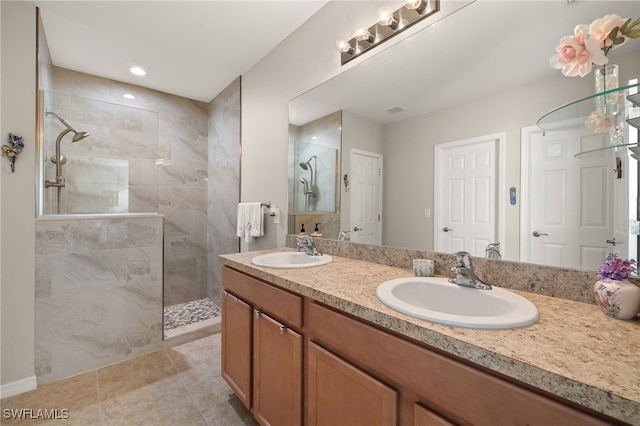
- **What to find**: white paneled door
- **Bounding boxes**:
[434,134,502,257]
[350,149,382,244]
[521,126,625,270]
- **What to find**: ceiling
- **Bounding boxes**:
[35,0,328,103]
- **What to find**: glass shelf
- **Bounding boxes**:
[537,82,639,132]
[573,141,637,158]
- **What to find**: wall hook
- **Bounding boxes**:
[2,133,24,173]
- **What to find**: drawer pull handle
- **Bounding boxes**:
[279,325,286,335]
[255,310,261,318]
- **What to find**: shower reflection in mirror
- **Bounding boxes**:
[293,143,336,212]
[288,111,342,239]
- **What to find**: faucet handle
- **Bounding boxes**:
[453,251,473,268]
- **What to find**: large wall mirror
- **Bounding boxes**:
[288,0,640,271]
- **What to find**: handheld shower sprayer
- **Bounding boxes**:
[299,177,310,194]
[45,111,91,189]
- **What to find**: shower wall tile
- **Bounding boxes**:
[169,134,209,165]
[128,185,159,213]
[164,257,207,306]
[158,162,208,188]
[207,77,241,303]
[68,157,130,185]
[128,159,159,186]
[161,187,208,212]
[106,219,164,249]
[165,235,207,260]
[35,216,163,384]
[107,129,159,159]
[51,67,211,306]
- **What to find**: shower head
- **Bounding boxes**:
[72,132,90,142]
[46,111,90,141]
[299,155,317,171]
[45,111,91,188]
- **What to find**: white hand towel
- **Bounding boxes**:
[236,203,246,240]
[248,202,264,238]
[237,203,263,243]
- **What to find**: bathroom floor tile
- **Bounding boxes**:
[0,333,254,425]
[1,371,100,425]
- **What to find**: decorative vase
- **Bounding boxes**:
[593,278,640,320]
[594,64,619,114]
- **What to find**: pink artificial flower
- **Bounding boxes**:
[549,24,608,77]
[589,14,628,48]
[585,111,615,133]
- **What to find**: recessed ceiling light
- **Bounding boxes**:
[384,105,406,114]
[130,66,146,76]
[123,93,135,100]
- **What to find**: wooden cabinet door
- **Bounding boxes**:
[221,291,252,410]
[253,310,302,426]
[413,403,455,426]
[307,341,398,426]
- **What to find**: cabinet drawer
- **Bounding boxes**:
[306,301,609,426]
[222,266,302,328]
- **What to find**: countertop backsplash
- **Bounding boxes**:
[285,235,640,306]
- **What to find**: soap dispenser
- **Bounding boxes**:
[300,224,305,233]
[311,223,323,238]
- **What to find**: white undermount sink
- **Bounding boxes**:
[376,277,539,329]
[251,251,332,269]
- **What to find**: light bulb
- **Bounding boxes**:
[354,24,375,44]
[377,7,399,30]
[336,38,355,55]
[404,0,428,14]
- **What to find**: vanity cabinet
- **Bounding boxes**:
[221,266,615,426]
[221,291,252,409]
[221,267,303,426]
[253,310,302,426]
[305,300,611,426]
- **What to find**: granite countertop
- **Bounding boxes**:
[219,249,640,425]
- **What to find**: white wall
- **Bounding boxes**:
[1,1,37,393]
[341,111,384,237]
[241,1,443,251]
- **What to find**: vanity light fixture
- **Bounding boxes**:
[404,0,430,15]
[377,7,399,30]
[129,66,146,76]
[336,38,356,55]
[123,93,135,100]
[337,0,438,65]
[354,23,376,44]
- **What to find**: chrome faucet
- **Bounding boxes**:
[485,242,501,260]
[449,251,492,290]
[296,233,321,256]
[338,230,350,241]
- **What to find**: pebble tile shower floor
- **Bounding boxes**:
[164,298,222,334]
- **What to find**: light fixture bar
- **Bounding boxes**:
[338,0,438,66]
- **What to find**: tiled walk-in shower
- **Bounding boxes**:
[163,298,222,338]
